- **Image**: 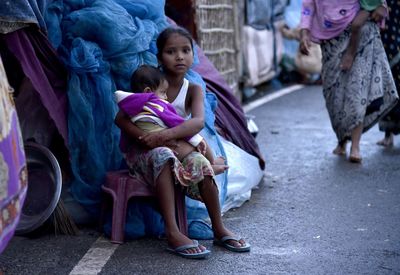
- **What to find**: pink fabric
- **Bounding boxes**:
[300,0,360,41]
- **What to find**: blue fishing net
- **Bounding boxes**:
[44,0,226,239]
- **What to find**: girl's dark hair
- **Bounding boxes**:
[156,27,194,60]
[130,64,166,92]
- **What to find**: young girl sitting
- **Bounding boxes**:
[114,64,228,174]
[115,26,250,258]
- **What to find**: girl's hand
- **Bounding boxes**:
[139,131,170,148]
[371,5,386,23]
[299,29,311,55]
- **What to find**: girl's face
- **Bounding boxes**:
[159,33,194,75]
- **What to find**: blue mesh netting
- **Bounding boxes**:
[44,0,227,238]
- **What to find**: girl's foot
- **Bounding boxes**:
[167,231,206,254]
[377,133,394,147]
[333,141,347,155]
[349,147,362,163]
[213,228,248,249]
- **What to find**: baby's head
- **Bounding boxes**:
[131,64,169,100]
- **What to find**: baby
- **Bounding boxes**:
[341,0,386,70]
[115,64,228,174]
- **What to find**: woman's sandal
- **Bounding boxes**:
[213,236,251,252]
[166,240,210,259]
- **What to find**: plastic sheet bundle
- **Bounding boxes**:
[44,0,168,213]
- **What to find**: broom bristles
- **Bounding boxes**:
[52,199,79,235]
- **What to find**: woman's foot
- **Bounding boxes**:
[167,231,206,255]
[377,133,394,147]
[349,146,362,163]
[333,141,347,155]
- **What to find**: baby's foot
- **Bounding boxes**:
[340,51,355,71]
[212,164,229,175]
[213,156,226,166]
[377,133,394,147]
[212,156,228,175]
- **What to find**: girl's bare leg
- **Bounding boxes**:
[155,164,205,253]
[199,176,247,248]
[349,124,363,162]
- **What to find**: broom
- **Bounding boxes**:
[51,199,80,236]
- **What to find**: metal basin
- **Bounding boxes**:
[16,142,62,235]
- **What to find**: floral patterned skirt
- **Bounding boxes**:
[321,21,399,142]
[124,146,215,201]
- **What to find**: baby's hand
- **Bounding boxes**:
[371,5,386,23]
[196,139,207,155]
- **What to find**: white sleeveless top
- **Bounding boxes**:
[170,78,203,146]
[171,78,190,119]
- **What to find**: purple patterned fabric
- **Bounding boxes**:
[300,0,360,42]
[1,27,68,146]
[118,93,187,129]
[0,57,28,254]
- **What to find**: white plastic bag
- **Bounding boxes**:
[220,137,264,213]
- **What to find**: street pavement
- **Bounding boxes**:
[1,85,399,275]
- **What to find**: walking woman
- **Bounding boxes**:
[377,0,400,147]
[300,0,398,162]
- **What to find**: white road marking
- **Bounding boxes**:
[243,84,304,113]
[251,246,301,256]
[69,237,119,275]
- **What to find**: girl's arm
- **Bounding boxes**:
[115,110,145,141]
[115,110,174,148]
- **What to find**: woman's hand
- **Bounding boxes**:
[299,29,311,55]
[371,5,386,23]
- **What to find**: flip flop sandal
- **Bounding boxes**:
[166,240,210,259]
[213,236,251,252]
